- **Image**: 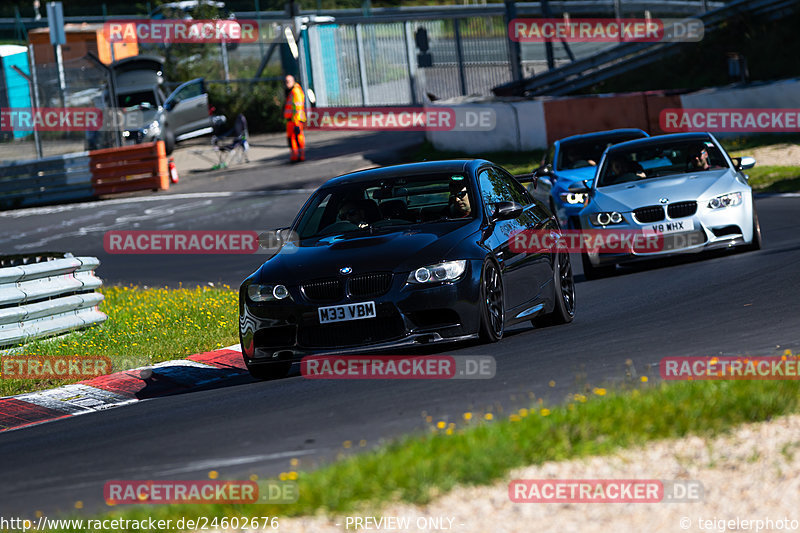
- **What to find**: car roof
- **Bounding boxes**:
[605,132,714,153]
[320,160,489,188]
[556,128,649,145]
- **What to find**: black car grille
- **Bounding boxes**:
[298,315,405,348]
[302,272,393,302]
[633,205,665,223]
[667,201,697,219]
[349,272,393,298]
[301,278,343,302]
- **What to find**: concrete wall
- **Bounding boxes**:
[427,78,798,152]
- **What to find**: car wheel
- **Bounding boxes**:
[478,259,504,343]
[534,251,575,327]
[163,127,176,155]
[581,252,615,280]
[246,360,291,380]
[742,204,762,251]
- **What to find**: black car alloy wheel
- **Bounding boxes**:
[479,259,504,342]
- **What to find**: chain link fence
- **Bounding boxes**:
[307,15,515,107]
[0,51,116,162]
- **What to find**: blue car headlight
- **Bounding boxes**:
[247,284,291,302]
[589,212,625,226]
[408,260,467,284]
[559,192,587,205]
[707,192,742,209]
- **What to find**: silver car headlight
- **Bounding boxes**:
[589,211,624,226]
[408,260,467,284]
[559,192,587,205]
[148,120,161,136]
[707,192,742,209]
[247,284,291,302]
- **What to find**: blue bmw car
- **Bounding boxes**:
[534,129,649,229]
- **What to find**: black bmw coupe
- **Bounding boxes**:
[239,159,575,379]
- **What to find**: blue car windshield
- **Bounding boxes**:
[597,140,728,187]
[295,173,476,239]
[557,133,646,170]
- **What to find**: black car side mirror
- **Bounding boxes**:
[491,201,524,222]
[258,227,293,250]
[534,164,553,177]
[567,180,592,194]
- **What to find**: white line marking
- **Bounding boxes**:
[159,449,318,476]
[0,191,316,218]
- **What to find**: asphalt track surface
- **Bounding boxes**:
[1,132,799,518]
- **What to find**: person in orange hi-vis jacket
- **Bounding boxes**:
[283,75,306,162]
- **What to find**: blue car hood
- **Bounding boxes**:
[554,166,597,183]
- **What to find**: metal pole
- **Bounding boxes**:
[403,21,418,105]
[221,37,230,82]
[453,18,467,96]
[54,44,67,107]
[354,23,369,105]
[14,56,42,159]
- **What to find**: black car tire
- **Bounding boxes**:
[478,259,504,343]
[246,360,291,380]
[534,251,576,327]
[742,203,762,252]
[163,127,176,155]
[581,252,615,280]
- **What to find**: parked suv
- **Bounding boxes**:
[113,56,214,154]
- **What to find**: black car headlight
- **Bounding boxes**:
[707,192,742,209]
[590,211,624,226]
[408,260,467,284]
[247,284,291,302]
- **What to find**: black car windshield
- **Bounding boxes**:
[556,132,646,170]
[295,173,476,240]
[596,139,729,187]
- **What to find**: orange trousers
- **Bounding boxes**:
[286,121,305,161]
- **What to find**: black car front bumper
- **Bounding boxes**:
[239,261,483,369]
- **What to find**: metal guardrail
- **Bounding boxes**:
[0,254,106,349]
[495,0,800,96]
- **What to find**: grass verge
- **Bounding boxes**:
[0,285,239,397]
[46,367,800,531]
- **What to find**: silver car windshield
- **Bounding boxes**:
[597,140,728,187]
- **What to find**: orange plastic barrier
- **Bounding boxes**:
[89,141,170,196]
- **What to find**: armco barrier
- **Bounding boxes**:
[0,141,169,210]
[0,253,106,348]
